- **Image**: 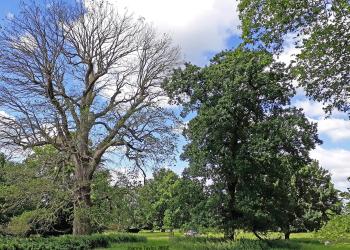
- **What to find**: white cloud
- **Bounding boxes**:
[294,99,350,142]
[274,33,301,65]
[311,146,350,191]
[316,118,350,142]
[110,0,240,65]
[294,100,327,119]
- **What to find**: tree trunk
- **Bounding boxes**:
[73,184,92,235]
[224,177,239,241]
[72,176,93,235]
[284,231,290,240]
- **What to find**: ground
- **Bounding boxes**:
[98,231,350,250]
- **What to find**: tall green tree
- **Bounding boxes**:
[164,48,321,239]
[239,0,350,114]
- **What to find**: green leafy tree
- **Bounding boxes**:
[0,146,73,236]
[0,147,126,236]
[137,168,211,231]
[164,48,321,239]
[163,176,207,230]
[139,169,179,230]
[259,161,341,239]
[239,0,350,115]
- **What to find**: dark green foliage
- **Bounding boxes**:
[0,233,146,250]
[164,48,321,238]
[248,161,341,238]
[0,148,141,236]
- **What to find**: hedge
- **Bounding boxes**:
[0,233,147,250]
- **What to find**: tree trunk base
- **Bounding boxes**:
[284,232,290,240]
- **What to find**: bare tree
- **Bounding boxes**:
[0,0,179,235]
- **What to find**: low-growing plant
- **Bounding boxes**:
[0,233,146,250]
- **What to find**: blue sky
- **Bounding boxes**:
[0,0,349,191]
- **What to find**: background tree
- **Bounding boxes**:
[0,0,179,235]
[238,0,350,115]
[163,175,207,230]
[164,48,321,239]
[252,161,341,239]
[0,147,73,236]
[340,178,350,213]
[139,168,179,230]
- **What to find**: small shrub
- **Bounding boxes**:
[6,211,34,236]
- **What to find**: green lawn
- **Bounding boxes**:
[98,231,350,250]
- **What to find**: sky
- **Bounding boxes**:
[0,0,349,191]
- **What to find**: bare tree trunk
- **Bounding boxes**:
[72,164,93,235]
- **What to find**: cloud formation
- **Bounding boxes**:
[311,146,350,191]
[296,98,350,190]
[113,0,240,65]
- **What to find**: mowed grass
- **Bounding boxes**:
[98,231,350,250]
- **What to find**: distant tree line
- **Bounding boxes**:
[0,148,343,239]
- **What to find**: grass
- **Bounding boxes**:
[97,231,350,250]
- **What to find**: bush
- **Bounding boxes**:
[6,211,34,236]
[316,215,350,242]
[0,233,147,250]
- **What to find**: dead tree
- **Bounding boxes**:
[0,0,179,235]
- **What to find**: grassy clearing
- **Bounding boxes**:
[99,231,350,250]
